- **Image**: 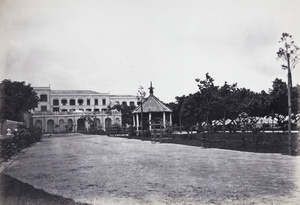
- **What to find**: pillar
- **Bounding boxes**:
[163,112,166,129]
[133,114,136,127]
[136,114,139,131]
[149,112,152,130]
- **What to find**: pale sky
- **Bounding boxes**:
[1,0,300,103]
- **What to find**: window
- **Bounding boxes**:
[137,102,141,105]
[95,99,98,105]
[94,108,100,112]
[70,99,75,105]
[102,108,107,112]
[41,106,47,111]
[70,108,76,112]
[122,101,127,106]
[53,99,59,106]
[61,99,67,105]
[87,99,90,105]
[78,99,84,105]
[40,94,48,102]
[86,109,92,112]
[61,109,68,112]
[130,101,135,106]
[102,99,106,105]
[53,107,59,112]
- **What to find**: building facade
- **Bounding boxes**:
[32,86,138,133]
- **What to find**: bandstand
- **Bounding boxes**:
[132,83,172,132]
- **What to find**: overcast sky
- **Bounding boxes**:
[0,0,299,103]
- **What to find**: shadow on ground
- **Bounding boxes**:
[0,173,89,205]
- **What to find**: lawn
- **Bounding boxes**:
[2,133,300,204]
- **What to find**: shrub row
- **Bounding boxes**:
[172,132,300,155]
[0,128,42,161]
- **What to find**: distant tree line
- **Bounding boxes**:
[167,73,300,132]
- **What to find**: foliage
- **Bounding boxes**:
[0,126,42,161]
[277,33,299,70]
[269,78,288,118]
[111,103,136,127]
[0,79,39,121]
[168,73,300,132]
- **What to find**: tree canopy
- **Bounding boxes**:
[111,103,136,127]
[167,73,300,131]
[0,79,39,121]
[277,33,299,71]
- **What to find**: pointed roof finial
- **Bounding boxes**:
[149,81,154,95]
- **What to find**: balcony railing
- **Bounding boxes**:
[32,110,120,116]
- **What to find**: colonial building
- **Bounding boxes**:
[32,86,138,133]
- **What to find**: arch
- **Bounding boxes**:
[67,119,73,132]
[59,119,65,132]
[53,98,59,106]
[78,98,84,105]
[47,119,55,133]
[77,118,86,132]
[35,120,42,129]
[40,94,48,102]
[94,98,99,105]
[95,118,101,129]
[70,99,76,105]
[116,117,120,124]
[105,118,112,130]
[61,99,67,105]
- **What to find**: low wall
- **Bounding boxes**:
[172,132,300,155]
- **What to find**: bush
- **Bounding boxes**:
[0,127,42,161]
[128,126,137,137]
[88,129,106,135]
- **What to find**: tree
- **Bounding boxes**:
[195,73,220,131]
[269,78,288,120]
[180,93,203,132]
[218,81,238,127]
[111,103,136,127]
[277,33,299,71]
[0,79,39,121]
[291,85,300,120]
[277,33,299,153]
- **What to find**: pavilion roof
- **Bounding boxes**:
[132,94,172,113]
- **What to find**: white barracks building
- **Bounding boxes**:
[32,86,138,133]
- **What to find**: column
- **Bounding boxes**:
[136,114,139,131]
[163,112,166,129]
[170,113,172,126]
[133,114,136,127]
[149,112,152,131]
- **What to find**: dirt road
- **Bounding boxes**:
[1,134,300,204]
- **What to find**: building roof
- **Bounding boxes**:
[110,95,137,98]
[51,90,105,95]
[132,83,172,113]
